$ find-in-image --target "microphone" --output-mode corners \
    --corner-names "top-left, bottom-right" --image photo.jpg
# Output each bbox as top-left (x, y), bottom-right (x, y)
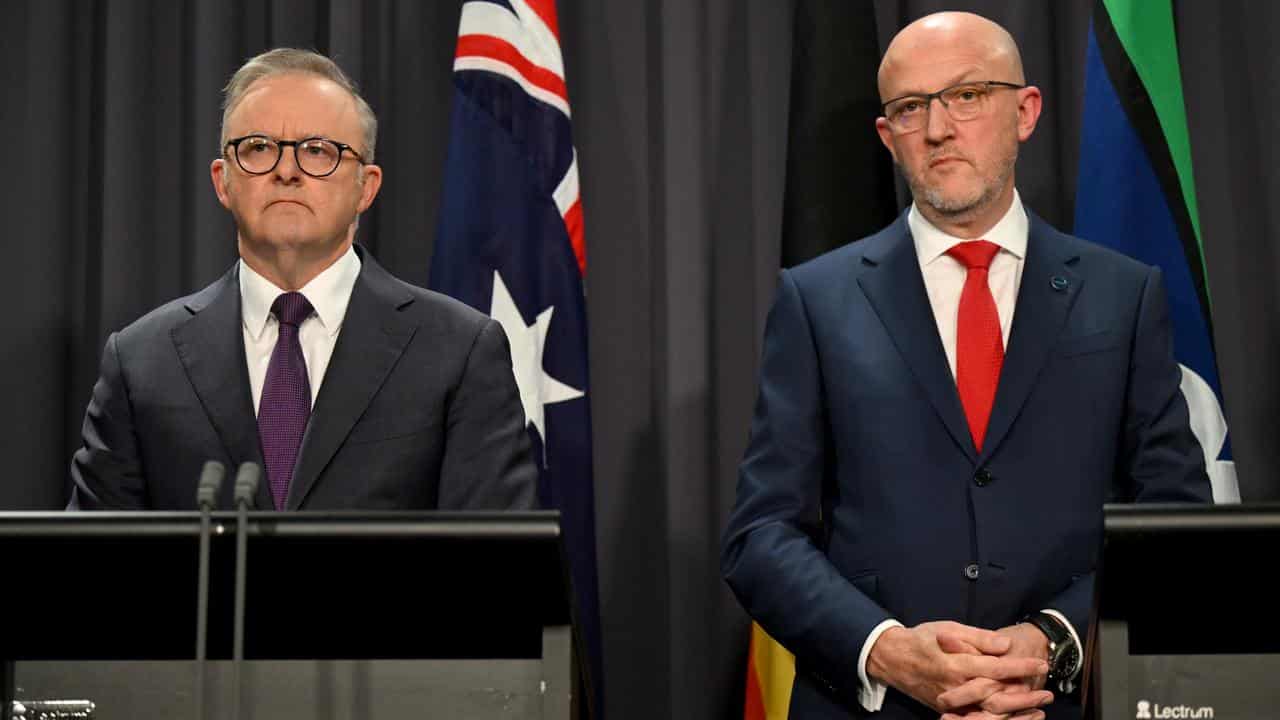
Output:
top-left (231, 462), bottom-right (260, 720)
top-left (194, 461), bottom-right (225, 720)
top-left (196, 461), bottom-right (225, 512)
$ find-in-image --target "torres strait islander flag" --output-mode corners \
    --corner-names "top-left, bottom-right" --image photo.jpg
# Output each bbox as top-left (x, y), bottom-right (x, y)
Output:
top-left (429, 0), bottom-right (602, 715)
top-left (1075, 0), bottom-right (1239, 503)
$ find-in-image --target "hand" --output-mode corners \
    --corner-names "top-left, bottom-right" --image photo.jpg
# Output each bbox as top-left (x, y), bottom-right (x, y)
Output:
top-left (996, 623), bottom-right (1050, 687)
top-left (936, 681), bottom-right (1051, 720)
top-left (866, 621), bottom-right (1049, 713)
top-left (935, 623), bottom-right (1053, 717)
top-left (940, 708), bottom-right (1048, 720)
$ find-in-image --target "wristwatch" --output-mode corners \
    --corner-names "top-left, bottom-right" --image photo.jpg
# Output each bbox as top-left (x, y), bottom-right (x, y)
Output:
top-left (1023, 611), bottom-right (1080, 692)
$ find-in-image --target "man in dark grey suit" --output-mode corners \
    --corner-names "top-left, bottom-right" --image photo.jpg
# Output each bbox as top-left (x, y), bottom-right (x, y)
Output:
top-left (70, 48), bottom-right (537, 511)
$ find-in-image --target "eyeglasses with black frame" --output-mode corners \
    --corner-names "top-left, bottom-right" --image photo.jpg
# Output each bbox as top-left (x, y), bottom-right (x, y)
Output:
top-left (223, 134), bottom-right (367, 178)
top-left (881, 81), bottom-right (1026, 134)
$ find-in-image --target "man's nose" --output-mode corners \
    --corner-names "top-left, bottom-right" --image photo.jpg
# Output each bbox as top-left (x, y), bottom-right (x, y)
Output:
top-left (273, 145), bottom-right (304, 180)
top-left (924, 96), bottom-right (954, 143)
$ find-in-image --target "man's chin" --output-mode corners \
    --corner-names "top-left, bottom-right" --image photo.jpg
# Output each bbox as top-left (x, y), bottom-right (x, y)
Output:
top-left (921, 188), bottom-right (985, 217)
top-left (906, 172), bottom-right (981, 214)
top-left (241, 232), bottom-right (323, 255)
top-left (256, 220), bottom-right (321, 245)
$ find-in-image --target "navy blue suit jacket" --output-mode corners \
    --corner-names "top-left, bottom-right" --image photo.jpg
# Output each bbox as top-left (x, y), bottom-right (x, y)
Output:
top-left (721, 213), bottom-right (1211, 719)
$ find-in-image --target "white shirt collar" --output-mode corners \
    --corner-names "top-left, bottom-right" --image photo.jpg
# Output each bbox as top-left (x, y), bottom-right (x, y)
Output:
top-left (909, 190), bottom-right (1029, 267)
top-left (239, 245), bottom-right (362, 341)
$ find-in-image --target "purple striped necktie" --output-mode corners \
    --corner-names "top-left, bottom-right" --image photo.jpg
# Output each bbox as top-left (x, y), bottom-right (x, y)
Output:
top-left (258, 292), bottom-right (314, 510)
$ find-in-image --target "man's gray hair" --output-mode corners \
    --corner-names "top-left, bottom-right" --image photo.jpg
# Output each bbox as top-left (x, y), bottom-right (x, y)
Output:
top-left (220, 48), bottom-right (377, 162)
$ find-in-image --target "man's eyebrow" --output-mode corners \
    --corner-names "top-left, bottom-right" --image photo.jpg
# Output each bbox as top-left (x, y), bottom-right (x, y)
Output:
top-left (238, 131), bottom-right (330, 139)
top-left (889, 71), bottom-right (985, 98)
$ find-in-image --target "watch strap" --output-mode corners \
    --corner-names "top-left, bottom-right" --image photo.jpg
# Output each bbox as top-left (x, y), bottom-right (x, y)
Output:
top-left (1023, 611), bottom-right (1080, 691)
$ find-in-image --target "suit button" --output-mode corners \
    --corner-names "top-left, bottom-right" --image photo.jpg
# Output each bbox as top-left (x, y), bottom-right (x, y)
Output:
top-left (964, 563), bottom-right (980, 580)
top-left (974, 468), bottom-right (993, 487)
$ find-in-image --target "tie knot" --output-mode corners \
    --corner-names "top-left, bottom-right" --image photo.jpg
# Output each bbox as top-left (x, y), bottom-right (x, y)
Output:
top-left (947, 240), bottom-right (1001, 270)
top-left (271, 292), bottom-right (314, 328)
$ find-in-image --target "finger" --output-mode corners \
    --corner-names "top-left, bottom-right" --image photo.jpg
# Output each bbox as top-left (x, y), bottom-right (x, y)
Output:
top-left (960, 707), bottom-right (1047, 720)
top-left (938, 625), bottom-right (1012, 656)
top-left (940, 710), bottom-right (1006, 720)
top-left (937, 631), bottom-right (984, 656)
top-left (957, 654), bottom-right (1048, 681)
top-left (936, 677), bottom-right (1005, 710)
top-left (980, 689), bottom-right (1053, 715)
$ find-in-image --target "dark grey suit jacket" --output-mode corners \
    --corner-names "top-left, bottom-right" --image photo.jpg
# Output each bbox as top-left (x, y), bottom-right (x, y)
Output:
top-left (70, 245), bottom-right (538, 511)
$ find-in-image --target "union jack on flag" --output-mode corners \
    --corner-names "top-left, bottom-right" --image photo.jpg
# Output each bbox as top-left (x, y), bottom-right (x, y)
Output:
top-left (429, 0), bottom-right (601, 715)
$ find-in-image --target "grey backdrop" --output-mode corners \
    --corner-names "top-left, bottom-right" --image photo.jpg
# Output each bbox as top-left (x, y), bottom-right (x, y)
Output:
top-left (2, 1), bottom-right (1277, 718)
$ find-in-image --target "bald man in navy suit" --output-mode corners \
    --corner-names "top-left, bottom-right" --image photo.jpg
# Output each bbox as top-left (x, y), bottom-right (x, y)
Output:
top-left (721, 13), bottom-right (1210, 720)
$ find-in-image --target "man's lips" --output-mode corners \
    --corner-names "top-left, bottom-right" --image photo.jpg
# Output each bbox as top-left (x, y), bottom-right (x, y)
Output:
top-left (929, 156), bottom-right (965, 168)
top-left (266, 199), bottom-right (309, 210)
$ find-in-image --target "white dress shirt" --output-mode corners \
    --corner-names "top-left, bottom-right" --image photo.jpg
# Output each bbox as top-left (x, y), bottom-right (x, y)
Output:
top-left (914, 192), bottom-right (1027, 377)
top-left (855, 193), bottom-right (1082, 710)
top-left (239, 246), bottom-right (361, 415)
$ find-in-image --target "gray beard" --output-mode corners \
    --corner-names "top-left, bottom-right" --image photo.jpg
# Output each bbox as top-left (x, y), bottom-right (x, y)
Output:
top-left (905, 145), bottom-right (1018, 222)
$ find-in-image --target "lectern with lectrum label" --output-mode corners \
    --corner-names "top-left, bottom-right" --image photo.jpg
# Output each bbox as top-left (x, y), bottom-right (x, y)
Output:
top-left (1091, 503), bottom-right (1280, 719)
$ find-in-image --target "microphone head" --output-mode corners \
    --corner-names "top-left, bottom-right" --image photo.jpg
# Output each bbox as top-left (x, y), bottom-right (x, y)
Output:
top-left (196, 460), bottom-right (226, 510)
top-left (233, 462), bottom-right (262, 507)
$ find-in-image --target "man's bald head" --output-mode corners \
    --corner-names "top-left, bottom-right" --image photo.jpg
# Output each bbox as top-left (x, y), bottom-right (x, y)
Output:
top-left (878, 12), bottom-right (1025, 99)
top-left (871, 11), bottom-right (1042, 237)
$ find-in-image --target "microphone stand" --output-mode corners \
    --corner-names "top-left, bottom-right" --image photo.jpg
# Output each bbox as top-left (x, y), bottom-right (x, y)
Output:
top-left (231, 462), bottom-right (260, 720)
top-left (194, 461), bottom-right (225, 720)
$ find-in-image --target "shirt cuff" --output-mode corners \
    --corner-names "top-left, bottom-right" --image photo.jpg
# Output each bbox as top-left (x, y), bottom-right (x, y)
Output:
top-left (857, 619), bottom-right (905, 711)
top-left (1041, 608), bottom-right (1083, 692)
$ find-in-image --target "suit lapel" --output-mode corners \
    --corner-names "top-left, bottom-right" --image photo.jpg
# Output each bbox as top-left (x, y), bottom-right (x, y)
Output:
top-left (170, 265), bottom-right (271, 508)
top-left (857, 219), bottom-right (976, 461)
top-left (979, 215), bottom-right (1082, 462)
top-left (285, 250), bottom-right (418, 510)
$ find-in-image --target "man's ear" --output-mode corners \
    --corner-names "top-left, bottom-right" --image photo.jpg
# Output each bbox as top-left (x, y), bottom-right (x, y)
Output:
top-left (1015, 85), bottom-right (1043, 142)
top-left (210, 158), bottom-right (232, 209)
top-left (356, 164), bottom-right (383, 213)
top-left (875, 117), bottom-right (899, 164)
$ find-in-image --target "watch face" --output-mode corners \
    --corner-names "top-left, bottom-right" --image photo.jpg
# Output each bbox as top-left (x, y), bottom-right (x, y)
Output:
top-left (1050, 644), bottom-right (1080, 681)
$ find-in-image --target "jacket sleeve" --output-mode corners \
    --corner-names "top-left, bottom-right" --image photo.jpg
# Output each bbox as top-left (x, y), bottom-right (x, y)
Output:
top-left (69, 332), bottom-right (148, 510)
top-left (721, 269), bottom-right (892, 697)
top-left (437, 318), bottom-right (539, 510)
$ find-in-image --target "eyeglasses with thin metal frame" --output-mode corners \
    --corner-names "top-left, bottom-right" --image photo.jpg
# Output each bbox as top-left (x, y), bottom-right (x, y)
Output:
top-left (881, 81), bottom-right (1026, 133)
top-left (223, 134), bottom-right (367, 178)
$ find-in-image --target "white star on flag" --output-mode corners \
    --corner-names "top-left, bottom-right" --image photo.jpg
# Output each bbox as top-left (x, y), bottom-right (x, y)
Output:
top-left (488, 270), bottom-right (584, 445)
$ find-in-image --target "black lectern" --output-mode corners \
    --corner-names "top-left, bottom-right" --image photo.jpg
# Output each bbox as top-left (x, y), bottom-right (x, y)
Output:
top-left (1092, 503), bottom-right (1280, 719)
top-left (0, 511), bottom-right (578, 719)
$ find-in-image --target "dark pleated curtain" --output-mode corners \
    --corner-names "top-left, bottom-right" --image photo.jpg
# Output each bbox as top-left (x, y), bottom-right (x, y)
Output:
top-left (2, 1), bottom-right (1279, 719)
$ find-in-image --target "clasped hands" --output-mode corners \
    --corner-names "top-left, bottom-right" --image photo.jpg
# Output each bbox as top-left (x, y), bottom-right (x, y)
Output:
top-left (867, 620), bottom-right (1054, 720)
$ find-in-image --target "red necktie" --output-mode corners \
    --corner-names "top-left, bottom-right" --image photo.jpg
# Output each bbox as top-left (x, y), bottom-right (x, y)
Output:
top-left (947, 240), bottom-right (1003, 452)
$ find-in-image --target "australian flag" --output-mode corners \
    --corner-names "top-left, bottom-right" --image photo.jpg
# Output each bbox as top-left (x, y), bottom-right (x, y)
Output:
top-left (429, 0), bottom-right (602, 714)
